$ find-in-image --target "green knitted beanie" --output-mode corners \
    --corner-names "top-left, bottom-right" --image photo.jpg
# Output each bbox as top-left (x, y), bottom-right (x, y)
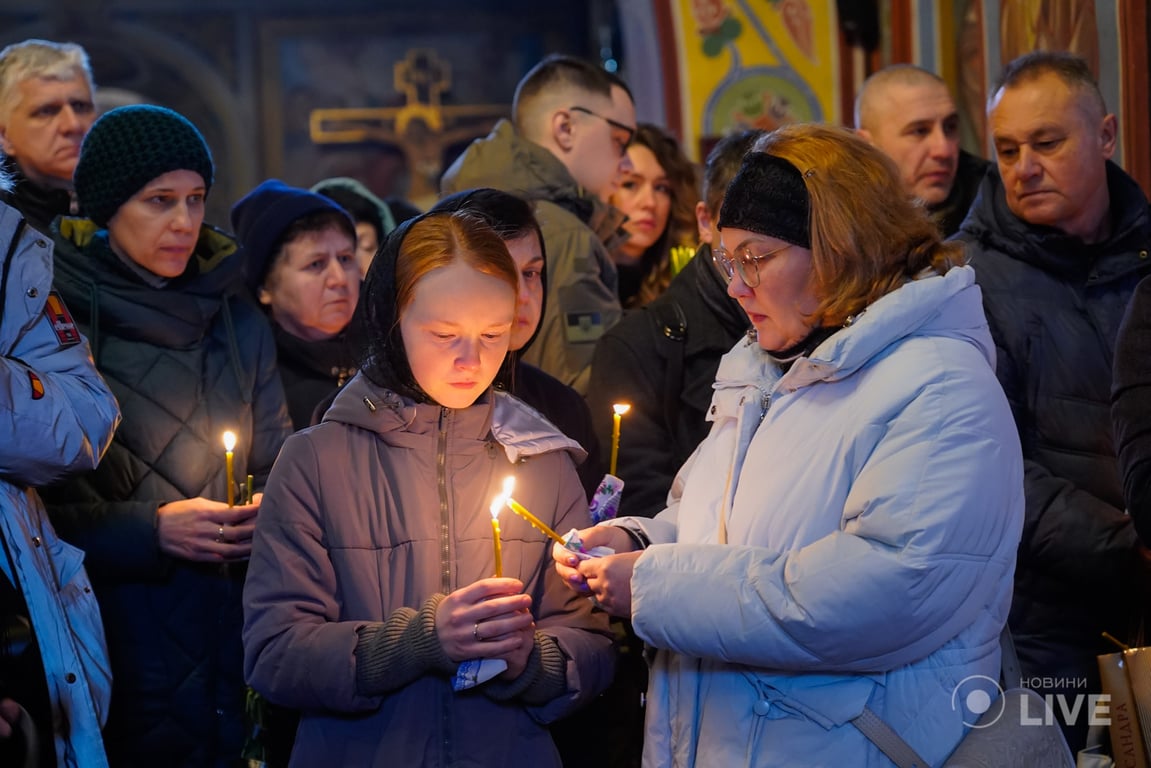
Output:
top-left (74, 104), bottom-right (215, 227)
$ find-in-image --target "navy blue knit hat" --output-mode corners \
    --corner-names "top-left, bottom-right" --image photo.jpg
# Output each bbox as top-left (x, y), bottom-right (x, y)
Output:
top-left (718, 151), bottom-right (811, 248)
top-left (230, 179), bottom-right (355, 292)
top-left (74, 104), bottom-right (214, 227)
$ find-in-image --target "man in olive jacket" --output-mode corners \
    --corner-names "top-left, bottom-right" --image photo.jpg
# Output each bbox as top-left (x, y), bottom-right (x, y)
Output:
top-left (442, 54), bottom-right (635, 394)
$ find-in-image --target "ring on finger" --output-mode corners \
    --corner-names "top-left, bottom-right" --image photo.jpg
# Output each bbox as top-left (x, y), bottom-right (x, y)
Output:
top-left (216, 525), bottom-right (225, 543)
top-left (473, 622), bottom-right (483, 642)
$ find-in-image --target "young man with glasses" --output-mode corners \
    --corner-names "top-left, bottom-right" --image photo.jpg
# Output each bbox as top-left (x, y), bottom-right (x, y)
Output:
top-left (442, 54), bottom-right (636, 394)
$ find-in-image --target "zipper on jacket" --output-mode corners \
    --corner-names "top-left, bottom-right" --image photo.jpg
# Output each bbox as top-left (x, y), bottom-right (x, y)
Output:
top-left (759, 389), bottom-right (772, 423)
top-left (437, 407), bottom-right (452, 595)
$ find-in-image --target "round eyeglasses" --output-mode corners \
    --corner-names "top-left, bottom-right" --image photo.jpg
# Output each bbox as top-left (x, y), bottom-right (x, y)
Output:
top-left (711, 242), bottom-right (793, 288)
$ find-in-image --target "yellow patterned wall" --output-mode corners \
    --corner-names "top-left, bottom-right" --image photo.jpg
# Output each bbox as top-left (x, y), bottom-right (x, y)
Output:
top-left (671, 0), bottom-right (841, 160)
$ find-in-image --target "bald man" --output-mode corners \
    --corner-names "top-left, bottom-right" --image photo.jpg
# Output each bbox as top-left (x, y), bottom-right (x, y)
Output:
top-left (855, 64), bottom-right (989, 236)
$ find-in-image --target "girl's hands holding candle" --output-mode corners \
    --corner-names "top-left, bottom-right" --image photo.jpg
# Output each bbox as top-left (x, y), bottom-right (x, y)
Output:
top-left (157, 496), bottom-right (261, 562)
top-left (435, 578), bottom-right (534, 664)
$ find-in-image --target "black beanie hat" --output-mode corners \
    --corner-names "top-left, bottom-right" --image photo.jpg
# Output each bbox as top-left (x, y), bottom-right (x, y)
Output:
top-left (230, 179), bottom-right (355, 292)
top-left (718, 151), bottom-right (811, 249)
top-left (74, 104), bottom-right (214, 227)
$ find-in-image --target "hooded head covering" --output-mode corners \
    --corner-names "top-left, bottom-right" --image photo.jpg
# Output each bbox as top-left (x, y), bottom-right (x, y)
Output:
top-left (360, 206), bottom-right (519, 404)
top-left (359, 214), bottom-right (428, 402)
top-left (429, 189), bottom-right (546, 390)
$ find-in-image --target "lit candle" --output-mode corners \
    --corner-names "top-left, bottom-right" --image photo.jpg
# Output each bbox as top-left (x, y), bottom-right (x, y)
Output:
top-left (609, 403), bottom-right (630, 476)
top-left (488, 489), bottom-right (505, 578)
top-left (223, 431), bottom-right (236, 507)
top-left (499, 476), bottom-right (567, 546)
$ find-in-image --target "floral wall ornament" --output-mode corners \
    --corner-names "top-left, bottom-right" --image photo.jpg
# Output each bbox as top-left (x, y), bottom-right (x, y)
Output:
top-left (773, 0), bottom-right (816, 61)
top-left (693, 0), bottom-right (743, 56)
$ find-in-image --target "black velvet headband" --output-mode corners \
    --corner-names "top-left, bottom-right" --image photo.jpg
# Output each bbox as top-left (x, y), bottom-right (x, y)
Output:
top-left (717, 151), bottom-right (811, 249)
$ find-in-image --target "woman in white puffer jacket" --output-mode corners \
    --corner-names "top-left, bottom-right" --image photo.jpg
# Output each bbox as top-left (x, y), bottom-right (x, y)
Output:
top-left (556, 123), bottom-right (1026, 768)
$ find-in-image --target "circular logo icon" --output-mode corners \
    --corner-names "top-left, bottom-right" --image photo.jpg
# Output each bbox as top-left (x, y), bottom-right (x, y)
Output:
top-left (951, 675), bottom-right (1005, 728)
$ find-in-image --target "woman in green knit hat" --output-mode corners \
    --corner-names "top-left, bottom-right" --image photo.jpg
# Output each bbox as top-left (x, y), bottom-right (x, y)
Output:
top-left (41, 104), bottom-right (293, 767)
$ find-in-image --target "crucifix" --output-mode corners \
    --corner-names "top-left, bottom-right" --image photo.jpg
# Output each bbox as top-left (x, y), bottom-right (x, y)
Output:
top-left (309, 48), bottom-right (507, 203)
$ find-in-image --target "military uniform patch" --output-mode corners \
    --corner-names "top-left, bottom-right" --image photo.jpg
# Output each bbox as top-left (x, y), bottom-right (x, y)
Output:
top-left (564, 311), bottom-right (606, 344)
top-left (28, 370), bottom-right (44, 400)
top-left (43, 290), bottom-right (81, 347)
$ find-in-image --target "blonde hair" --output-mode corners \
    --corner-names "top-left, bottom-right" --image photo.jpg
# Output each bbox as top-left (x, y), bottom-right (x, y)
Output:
top-left (754, 123), bottom-right (965, 326)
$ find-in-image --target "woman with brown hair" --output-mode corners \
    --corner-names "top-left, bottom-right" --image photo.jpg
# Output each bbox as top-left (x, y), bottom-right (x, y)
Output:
top-left (556, 123), bottom-right (1026, 767)
top-left (609, 123), bottom-right (698, 307)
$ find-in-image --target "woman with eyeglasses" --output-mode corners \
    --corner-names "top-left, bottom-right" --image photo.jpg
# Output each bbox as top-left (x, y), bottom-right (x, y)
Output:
top-left (554, 123), bottom-right (1026, 767)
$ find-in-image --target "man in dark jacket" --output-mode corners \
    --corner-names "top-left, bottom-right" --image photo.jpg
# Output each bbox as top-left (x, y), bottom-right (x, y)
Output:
top-left (855, 64), bottom-right (989, 236)
top-left (585, 130), bottom-right (760, 519)
top-left (441, 54), bottom-right (636, 394)
top-left (1113, 275), bottom-right (1151, 542)
top-left (955, 51), bottom-right (1151, 753)
top-left (0, 40), bottom-right (95, 234)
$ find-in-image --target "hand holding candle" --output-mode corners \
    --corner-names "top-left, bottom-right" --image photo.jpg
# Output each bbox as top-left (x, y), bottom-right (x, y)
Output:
top-left (609, 403), bottom-right (630, 476)
top-left (222, 431), bottom-right (236, 507)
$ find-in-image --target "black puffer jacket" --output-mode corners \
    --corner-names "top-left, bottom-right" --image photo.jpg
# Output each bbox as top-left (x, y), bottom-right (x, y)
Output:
top-left (956, 162), bottom-right (1151, 719)
top-left (42, 217), bottom-right (292, 767)
top-left (585, 246), bottom-right (749, 518)
top-left (1113, 274), bottom-right (1151, 541)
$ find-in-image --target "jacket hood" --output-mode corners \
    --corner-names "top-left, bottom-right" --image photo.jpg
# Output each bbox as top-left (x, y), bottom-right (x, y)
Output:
top-left (440, 119), bottom-right (627, 236)
top-left (958, 161), bottom-right (1151, 283)
top-left (441, 119), bottom-right (583, 204)
top-left (52, 216), bottom-right (245, 348)
top-left (323, 372), bottom-right (585, 464)
top-left (428, 187), bottom-right (550, 381)
top-left (718, 265), bottom-right (992, 393)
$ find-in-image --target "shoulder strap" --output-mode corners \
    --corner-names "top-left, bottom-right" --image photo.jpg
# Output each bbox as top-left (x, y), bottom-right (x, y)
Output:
top-left (999, 623), bottom-right (1021, 690)
top-left (852, 624), bottom-right (1017, 768)
top-left (651, 299), bottom-right (687, 441)
top-left (851, 707), bottom-right (930, 768)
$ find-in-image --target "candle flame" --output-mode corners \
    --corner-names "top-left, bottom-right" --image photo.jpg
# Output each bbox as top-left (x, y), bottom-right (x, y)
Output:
top-left (222, 431), bottom-right (236, 452)
top-left (613, 403), bottom-right (631, 416)
top-left (490, 476), bottom-right (516, 520)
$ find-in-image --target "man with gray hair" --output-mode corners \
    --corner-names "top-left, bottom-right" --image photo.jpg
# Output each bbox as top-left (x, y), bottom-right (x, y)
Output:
top-left (957, 50), bottom-right (1151, 753)
top-left (0, 39), bottom-right (96, 233)
top-left (855, 64), bottom-right (988, 236)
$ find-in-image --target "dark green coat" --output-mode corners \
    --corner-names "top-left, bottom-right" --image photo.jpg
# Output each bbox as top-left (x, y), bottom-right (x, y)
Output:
top-left (43, 217), bottom-right (292, 767)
